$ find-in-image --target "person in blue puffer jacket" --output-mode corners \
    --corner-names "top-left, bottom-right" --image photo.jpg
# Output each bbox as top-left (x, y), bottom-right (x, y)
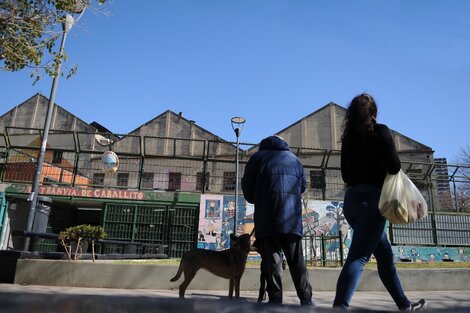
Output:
top-left (242, 135), bottom-right (314, 306)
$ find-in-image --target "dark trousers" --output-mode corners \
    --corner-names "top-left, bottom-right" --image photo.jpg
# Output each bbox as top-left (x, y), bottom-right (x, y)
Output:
top-left (257, 258), bottom-right (266, 302)
top-left (259, 234), bottom-right (312, 304)
top-left (333, 184), bottom-right (410, 310)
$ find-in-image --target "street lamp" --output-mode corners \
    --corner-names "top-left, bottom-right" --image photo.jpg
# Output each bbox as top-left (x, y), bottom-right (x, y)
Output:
top-left (23, 4), bottom-right (86, 251)
top-left (231, 116), bottom-right (246, 235)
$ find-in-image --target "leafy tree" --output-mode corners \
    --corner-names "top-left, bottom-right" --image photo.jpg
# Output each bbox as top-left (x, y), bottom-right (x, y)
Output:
top-left (0, 0), bottom-right (106, 83)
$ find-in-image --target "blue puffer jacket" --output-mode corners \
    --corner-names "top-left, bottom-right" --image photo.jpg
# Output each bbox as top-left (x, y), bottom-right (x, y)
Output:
top-left (242, 136), bottom-right (306, 238)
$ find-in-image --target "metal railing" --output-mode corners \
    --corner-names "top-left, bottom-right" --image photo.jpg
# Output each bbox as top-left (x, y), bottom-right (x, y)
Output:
top-left (389, 212), bottom-right (470, 247)
top-left (302, 231), bottom-right (344, 267)
top-left (3, 127), bottom-right (468, 207)
top-left (2, 127), bottom-right (470, 250)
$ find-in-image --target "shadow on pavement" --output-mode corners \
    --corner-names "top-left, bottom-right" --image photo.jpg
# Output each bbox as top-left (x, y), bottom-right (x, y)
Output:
top-left (1, 293), bottom-right (470, 313)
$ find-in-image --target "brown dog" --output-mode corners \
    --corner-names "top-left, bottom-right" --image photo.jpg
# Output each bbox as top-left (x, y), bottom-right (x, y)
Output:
top-left (170, 233), bottom-right (251, 299)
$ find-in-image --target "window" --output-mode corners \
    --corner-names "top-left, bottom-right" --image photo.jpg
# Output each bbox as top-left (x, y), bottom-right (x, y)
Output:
top-left (406, 168), bottom-right (422, 176)
top-left (141, 172), bottom-right (154, 189)
top-left (117, 173), bottom-right (129, 187)
top-left (168, 172), bottom-right (181, 190)
top-left (93, 173), bottom-right (105, 186)
top-left (43, 176), bottom-right (58, 185)
top-left (223, 171), bottom-right (236, 191)
top-left (310, 170), bottom-right (325, 189)
top-left (196, 172), bottom-right (210, 191)
top-left (52, 151), bottom-right (63, 164)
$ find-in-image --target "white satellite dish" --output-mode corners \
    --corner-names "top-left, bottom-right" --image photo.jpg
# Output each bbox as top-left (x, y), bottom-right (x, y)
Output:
top-left (95, 134), bottom-right (113, 146)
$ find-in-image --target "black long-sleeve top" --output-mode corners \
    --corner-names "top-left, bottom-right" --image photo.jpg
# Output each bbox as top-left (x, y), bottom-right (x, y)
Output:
top-left (341, 123), bottom-right (401, 188)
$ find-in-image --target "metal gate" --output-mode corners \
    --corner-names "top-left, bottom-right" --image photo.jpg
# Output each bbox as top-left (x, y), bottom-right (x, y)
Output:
top-left (102, 202), bottom-right (199, 257)
top-left (302, 232), bottom-right (344, 267)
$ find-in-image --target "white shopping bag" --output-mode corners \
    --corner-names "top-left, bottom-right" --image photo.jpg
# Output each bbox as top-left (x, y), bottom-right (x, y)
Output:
top-left (378, 169), bottom-right (428, 224)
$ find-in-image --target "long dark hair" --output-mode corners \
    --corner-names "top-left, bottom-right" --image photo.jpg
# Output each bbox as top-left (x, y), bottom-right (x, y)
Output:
top-left (342, 93), bottom-right (378, 140)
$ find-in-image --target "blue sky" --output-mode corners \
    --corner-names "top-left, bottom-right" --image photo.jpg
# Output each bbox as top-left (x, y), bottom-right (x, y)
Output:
top-left (1, 1), bottom-right (469, 162)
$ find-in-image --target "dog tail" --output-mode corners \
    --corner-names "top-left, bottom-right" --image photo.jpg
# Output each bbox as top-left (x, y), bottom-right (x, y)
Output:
top-left (170, 258), bottom-right (183, 282)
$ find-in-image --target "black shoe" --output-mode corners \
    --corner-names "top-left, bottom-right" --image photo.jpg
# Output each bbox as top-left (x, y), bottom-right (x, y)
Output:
top-left (404, 299), bottom-right (427, 311)
top-left (301, 299), bottom-right (315, 307)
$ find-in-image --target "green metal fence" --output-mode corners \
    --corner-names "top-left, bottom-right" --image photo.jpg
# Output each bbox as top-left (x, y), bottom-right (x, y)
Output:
top-left (302, 232), bottom-right (344, 267)
top-left (390, 212), bottom-right (470, 247)
top-left (102, 203), bottom-right (199, 257)
top-left (2, 127), bottom-right (470, 250)
top-left (33, 226), bottom-right (59, 252)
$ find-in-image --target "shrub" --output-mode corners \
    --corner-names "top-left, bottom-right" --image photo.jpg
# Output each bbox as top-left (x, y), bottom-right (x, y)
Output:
top-left (58, 225), bottom-right (107, 262)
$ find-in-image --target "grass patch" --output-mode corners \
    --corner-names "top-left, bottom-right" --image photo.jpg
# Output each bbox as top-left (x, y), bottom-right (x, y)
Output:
top-left (367, 261), bottom-right (470, 269)
top-left (112, 259), bottom-right (264, 266)
top-left (112, 259), bottom-right (180, 265)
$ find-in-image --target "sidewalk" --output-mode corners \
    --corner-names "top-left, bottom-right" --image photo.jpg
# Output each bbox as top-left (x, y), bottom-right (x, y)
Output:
top-left (1, 283), bottom-right (470, 312)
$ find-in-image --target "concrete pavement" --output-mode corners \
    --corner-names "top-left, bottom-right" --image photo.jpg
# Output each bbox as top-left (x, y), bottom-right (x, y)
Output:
top-left (1, 283), bottom-right (470, 312)
top-left (3, 259), bottom-right (470, 312)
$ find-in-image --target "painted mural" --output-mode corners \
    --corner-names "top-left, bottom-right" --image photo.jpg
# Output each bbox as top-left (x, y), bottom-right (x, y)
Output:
top-left (392, 246), bottom-right (470, 263)
top-left (197, 196), bottom-right (349, 258)
top-left (301, 200), bottom-right (350, 262)
top-left (198, 194), bottom-right (250, 250)
top-left (197, 195), bottom-right (224, 250)
top-left (197, 195), bottom-right (469, 263)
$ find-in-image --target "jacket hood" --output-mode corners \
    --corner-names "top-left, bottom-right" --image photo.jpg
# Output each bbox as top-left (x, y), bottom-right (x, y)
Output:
top-left (259, 135), bottom-right (290, 151)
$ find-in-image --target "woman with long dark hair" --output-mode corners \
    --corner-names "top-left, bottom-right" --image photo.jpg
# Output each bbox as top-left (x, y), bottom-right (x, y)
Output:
top-left (333, 93), bottom-right (426, 311)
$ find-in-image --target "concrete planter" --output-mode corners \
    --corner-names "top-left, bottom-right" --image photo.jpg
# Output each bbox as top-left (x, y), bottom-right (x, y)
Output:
top-left (9, 259), bottom-right (470, 292)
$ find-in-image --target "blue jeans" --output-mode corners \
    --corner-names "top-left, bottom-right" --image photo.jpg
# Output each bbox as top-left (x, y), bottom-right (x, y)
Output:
top-left (333, 184), bottom-right (410, 310)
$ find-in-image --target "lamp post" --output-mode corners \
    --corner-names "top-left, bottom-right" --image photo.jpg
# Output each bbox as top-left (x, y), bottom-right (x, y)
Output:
top-left (231, 116), bottom-right (246, 235)
top-left (23, 4), bottom-right (85, 251)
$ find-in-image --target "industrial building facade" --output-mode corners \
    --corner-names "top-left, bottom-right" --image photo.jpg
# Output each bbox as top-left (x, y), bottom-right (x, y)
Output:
top-left (1, 93), bottom-right (468, 259)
